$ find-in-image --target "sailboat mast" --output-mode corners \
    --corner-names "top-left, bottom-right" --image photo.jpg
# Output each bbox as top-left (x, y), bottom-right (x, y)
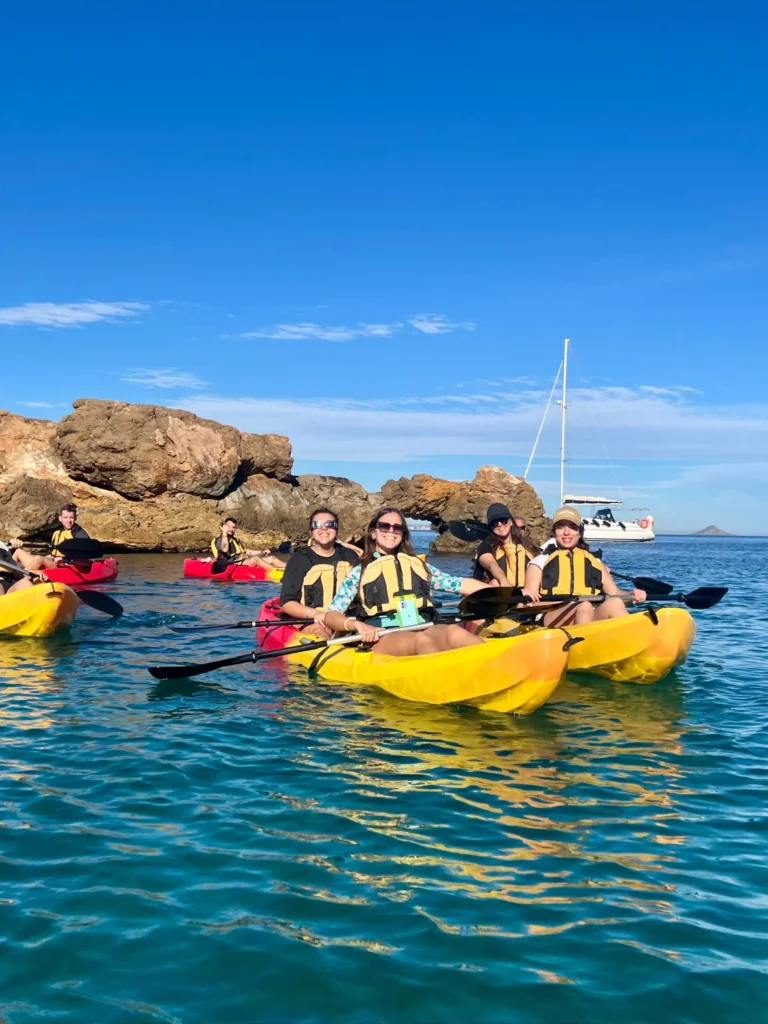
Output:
top-left (560, 337), bottom-right (569, 505)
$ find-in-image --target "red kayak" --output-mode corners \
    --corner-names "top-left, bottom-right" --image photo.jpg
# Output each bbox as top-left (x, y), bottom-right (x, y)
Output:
top-left (44, 558), bottom-right (119, 586)
top-left (183, 559), bottom-right (283, 583)
top-left (256, 597), bottom-right (301, 650)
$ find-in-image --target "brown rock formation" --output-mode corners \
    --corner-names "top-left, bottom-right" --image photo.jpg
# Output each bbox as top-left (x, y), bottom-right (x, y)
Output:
top-left (54, 399), bottom-right (292, 499)
top-left (382, 464), bottom-right (549, 550)
top-left (0, 401), bottom-right (548, 554)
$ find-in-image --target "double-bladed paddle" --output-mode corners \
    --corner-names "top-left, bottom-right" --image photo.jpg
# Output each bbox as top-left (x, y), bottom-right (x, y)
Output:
top-left (458, 585), bottom-right (727, 620)
top-left (448, 519), bottom-right (670, 595)
top-left (148, 622), bottom-right (432, 680)
top-left (0, 554), bottom-right (123, 618)
top-left (57, 538), bottom-right (107, 561)
top-left (169, 615), bottom-right (308, 633)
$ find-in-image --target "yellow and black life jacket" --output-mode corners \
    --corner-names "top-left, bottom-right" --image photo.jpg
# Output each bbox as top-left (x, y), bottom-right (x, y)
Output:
top-left (50, 524), bottom-right (88, 560)
top-left (211, 535), bottom-right (246, 562)
top-left (539, 547), bottom-right (605, 597)
top-left (357, 553), bottom-right (433, 620)
top-left (300, 558), bottom-right (353, 611)
top-left (493, 542), bottom-right (530, 586)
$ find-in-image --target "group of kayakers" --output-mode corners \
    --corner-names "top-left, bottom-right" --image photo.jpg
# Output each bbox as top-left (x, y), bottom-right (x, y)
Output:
top-left (2, 500), bottom-right (645, 657)
top-left (267, 501), bottom-right (646, 657)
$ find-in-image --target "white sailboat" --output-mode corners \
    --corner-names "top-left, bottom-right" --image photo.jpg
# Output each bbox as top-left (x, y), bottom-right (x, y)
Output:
top-left (525, 337), bottom-right (656, 543)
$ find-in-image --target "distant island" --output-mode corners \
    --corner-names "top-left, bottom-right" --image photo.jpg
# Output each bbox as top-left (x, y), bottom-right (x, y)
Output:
top-left (693, 525), bottom-right (732, 536)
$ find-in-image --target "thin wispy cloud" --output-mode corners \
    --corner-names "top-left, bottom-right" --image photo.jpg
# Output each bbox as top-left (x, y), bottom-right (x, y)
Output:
top-left (175, 384), bottom-right (768, 465)
top-left (120, 368), bottom-right (209, 390)
top-left (0, 301), bottom-right (149, 328)
top-left (408, 314), bottom-right (476, 335)
top-left (239, 322), bottom-right (402, 342)
top-left (236, 313), bottom-right (474, 342)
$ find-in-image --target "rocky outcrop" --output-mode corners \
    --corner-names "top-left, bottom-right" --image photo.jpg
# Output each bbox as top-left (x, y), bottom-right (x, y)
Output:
top-left (383, 464), bottom-right (549, 549)
top-left (0, 401), bottom-right (547, 553)
top-left (53, 399), bottom-right (292, 499)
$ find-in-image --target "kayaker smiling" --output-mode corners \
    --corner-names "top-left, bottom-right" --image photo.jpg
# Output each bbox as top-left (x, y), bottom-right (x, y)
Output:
top-left (473, 503), bottom-right (539, 587)
top-left (279, 508), bottom-right (361, 636)
top-left (13, 503), bottom-right (89, 572)
top-left (322, 508), bottom-right (489, 656)
top-left (211, 517), bottom-right (284, 571)
top-left (523, 506), bottom-right (646, 626)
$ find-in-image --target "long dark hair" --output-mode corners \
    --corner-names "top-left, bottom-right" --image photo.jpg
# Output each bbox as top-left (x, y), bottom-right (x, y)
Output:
top-left (359, 508), bottom-right (419, 571)
top-left (492, 518), bottom-right (539, 558)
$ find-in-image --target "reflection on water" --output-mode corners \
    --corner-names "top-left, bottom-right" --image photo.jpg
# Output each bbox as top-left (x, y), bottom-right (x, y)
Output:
top-left (0, 545), bottom-right (766, 1023)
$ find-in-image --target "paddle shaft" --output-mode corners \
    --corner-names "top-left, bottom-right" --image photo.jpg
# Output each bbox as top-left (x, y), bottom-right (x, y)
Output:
top-left (148, 622), bottom-right (433, 680)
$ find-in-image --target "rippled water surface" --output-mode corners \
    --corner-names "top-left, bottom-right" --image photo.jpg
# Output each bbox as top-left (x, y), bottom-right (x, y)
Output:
top-left (0, 536), bottom-right (766, 1023)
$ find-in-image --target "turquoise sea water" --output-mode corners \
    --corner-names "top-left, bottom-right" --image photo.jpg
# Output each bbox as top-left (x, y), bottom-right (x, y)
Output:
top-left (0, 536), bottom-right (766, 1023)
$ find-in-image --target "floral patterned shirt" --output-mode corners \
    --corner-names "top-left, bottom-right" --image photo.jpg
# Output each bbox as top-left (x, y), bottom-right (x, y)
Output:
top-left (327, 559), bottom-right (464, 616)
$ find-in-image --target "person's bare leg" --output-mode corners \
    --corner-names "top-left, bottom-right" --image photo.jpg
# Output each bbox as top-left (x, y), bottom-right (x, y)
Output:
top-left (6, 578), bottom-right (33, 594)
top-left (593, 596), bottom-right (628, 621)
top-left (573, 601), bottom-right (596, 624)
top-left (13, 550), bottom-right (52, 572)
top-left (242, 554), bottom-right (284, 570)
top-left (542, 604), bottom-right (578, 627)
top-left (372, 624), bottom-right (483, 657)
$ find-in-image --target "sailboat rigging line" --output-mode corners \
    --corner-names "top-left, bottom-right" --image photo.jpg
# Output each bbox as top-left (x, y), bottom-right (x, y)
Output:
top-left (571, 345), bottom-right (624, 503)
top-left (523, 359), bottom-right (563, 480)
top-left (560, 337), bottom-right (570, 505)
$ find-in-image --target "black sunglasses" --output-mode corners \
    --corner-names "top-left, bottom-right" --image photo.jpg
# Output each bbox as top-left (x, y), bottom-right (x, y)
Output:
top-left (491, 517), bottom-right (512, 527)
top-left (375, 521), bottom-right (404, 534)
top-left (311, 520), bottom-right (338, 530)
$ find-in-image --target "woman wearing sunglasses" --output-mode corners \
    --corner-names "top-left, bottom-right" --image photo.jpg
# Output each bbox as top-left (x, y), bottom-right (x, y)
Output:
top-left (280, 508), bottom-right (361, 634)
top-left (322, 508), bottom-right (488, 655)
top-left (523, 506), bottom-right (645, 626)
top-left (473, 503), bottom-right (539, 587)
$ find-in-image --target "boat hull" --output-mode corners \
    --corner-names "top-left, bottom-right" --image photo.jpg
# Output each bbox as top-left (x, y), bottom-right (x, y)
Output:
top-left (486, 608), bottom-right (694, 684)
top-left (183, 559), bottom-right (283, 583)
top-left (256, 599), bottom-right (567, 714)
top-left (44, 558), bottom-right (119, 586)
top-left (582, 522), bottom-right (655, 543)
top-left (0, 583), bottom-right (79, 637)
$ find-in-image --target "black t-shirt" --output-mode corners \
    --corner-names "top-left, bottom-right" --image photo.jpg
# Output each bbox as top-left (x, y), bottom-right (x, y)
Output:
top-left (473, 539), bottom-right (497, 580)
top-left (280, 545), bottom-right (360, 605)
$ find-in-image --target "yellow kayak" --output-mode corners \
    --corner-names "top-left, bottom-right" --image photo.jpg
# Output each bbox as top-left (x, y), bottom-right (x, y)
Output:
top-left (283, 628), bottom-right (569, 715)
top-left (0, 583), bottom-right (79, 637)
top-left (485, 607), bottom-right (696, 684)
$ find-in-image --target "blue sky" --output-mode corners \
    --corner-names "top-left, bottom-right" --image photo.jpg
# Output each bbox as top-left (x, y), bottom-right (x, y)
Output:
top-left (2, 2), bottom-right (766, 532)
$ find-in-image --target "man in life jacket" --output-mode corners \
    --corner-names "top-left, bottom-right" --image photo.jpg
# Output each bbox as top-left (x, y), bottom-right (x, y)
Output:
top-left (211, 517), bottom-right (285, 570)
top-left (523, 506), bottom-right (645, 625)
top-left (279, 508), bottom-right (360, 636)
top-left (12, 504), bottom-right (90, 572)
top-left (473, 502), bottom-right (539, 586)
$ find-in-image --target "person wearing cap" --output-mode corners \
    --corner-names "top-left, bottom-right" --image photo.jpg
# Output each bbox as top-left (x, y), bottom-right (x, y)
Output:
top-left (523, 506), bottom-right (646, 625)
top-left (473, 503), bottom-right (539, 587)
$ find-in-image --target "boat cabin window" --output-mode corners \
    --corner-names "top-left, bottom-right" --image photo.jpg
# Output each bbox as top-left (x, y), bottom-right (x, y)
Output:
top-left (594, 508), bottom-right (616, 523)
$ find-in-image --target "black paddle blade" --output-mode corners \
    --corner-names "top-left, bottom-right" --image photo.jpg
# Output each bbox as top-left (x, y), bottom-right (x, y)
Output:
top-left (448, 520), bottom-right (491, 543)
top-left (276, 541), bottom-right (292, 554)
top-left (458, 586), bottom-right (527, 618)
top-left (149, 650), bottom-right (256, 680)
top-left (76, 590), bottom-right (124, 618)
top-left (148, 635), bottom-right (334, 680)
top-left (634, 576), bottom-right (674, 596)
top-left (682, 586), bottom-right (728, 610)
top-left (58, 538), bottom-right (105, 559)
